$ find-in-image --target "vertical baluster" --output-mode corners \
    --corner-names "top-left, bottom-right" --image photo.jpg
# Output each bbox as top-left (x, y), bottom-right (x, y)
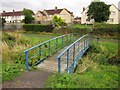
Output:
top-left (38, 45), bottom-right (41, 61)
top-left (58, 57), bottom-right (61, 74)
top-left (73, 44), bottom-right (75, 61)
top-left (48, 41), bottom-right (50, 56)
top-left (67, 49), bottom-right (69, 73)
top-left (25, 51), bottom-right (29, 71)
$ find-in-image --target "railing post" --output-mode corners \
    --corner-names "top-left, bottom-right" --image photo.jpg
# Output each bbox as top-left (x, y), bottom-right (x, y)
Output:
top-left (67, 49), bottom-right (69, 73)
top-left (48, 41), bottom-right (50, 56)
top-left (73, 44), bottom-right (75, 61)
top-left (38, 45), bottom-right (41, 61)
top-left (58, 57), bottom-right (61, 74)
top-left (25, 51), bottom-right (29, 71)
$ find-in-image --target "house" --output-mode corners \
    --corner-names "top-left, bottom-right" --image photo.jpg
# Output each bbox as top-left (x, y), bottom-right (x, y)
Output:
top-left (0, 10), bottom-right (35, 23)
top-left (74, 17), bottom-right (81, 24)
top-left (81, 4), bottom-right (120, 24)
top-left (35, 7), bottom-right (74, 24)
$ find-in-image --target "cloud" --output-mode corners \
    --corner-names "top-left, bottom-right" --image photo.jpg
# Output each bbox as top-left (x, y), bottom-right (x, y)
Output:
top-left (1, 0), bottom-right (119, 17)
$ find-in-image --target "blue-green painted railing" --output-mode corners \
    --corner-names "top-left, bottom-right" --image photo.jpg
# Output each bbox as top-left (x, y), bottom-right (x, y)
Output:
top-left (24, 34), bottom-right (77, 70)
top-left (57, 34), bottom-right (91, 74)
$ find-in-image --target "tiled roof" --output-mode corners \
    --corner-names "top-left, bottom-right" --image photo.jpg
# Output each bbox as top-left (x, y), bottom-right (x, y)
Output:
top-left (44, 9), bottom-right (63, 15)
top-left (44, 8), bottom-right (73, 15)
top-left (1, 11), bottom-right (23, 16)
top-left (1, 10), bottom-right (35, 16)
top-left (39, 11), bottom-right (46, 16)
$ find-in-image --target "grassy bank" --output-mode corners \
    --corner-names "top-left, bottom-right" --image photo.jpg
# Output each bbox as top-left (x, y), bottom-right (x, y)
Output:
top-left (45, 40), bottom-right (119, 88)
top-left (2, 31), bottom-right (60, 82)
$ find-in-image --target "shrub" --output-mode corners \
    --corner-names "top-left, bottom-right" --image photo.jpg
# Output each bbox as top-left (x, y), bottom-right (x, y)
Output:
top-left (53, 26), bottom-right (72, 34)
top-left (23, 24), bottom-right (53, 32)
top-left (93, 23), bottom-right (119, 36)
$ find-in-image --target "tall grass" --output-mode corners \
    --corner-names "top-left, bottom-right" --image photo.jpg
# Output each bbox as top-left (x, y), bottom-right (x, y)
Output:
top-left (2, 32), bottom-right (59, 82)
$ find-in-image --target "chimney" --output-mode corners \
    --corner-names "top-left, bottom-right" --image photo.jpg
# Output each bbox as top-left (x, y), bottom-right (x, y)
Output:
top-left (3, 10), bottom-right (5, 13)
top-left (83, 7), bottom-right (85, 12)
top-left (55, 6), bottom-right (57, 10)
top-left (13, 10), bottom-right (15, 12)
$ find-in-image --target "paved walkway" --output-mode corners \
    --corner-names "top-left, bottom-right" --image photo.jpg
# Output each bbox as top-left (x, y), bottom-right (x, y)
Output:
top-left (2, 70), bottom-right (52, 88)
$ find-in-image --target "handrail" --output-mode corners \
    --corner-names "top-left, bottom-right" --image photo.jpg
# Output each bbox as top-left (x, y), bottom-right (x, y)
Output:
top-left (24, 34), bottom-right (78, 70)
top-left (57, 34), bottom-right (91, 74)
top-left (24, 34), bottom-right (69, 53)
top-left (57, 34), bottom-right (88, 58)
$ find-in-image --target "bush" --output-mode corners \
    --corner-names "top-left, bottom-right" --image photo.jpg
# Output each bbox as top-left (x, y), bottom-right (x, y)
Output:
top-left (93, 23), bottom-right (119, 36)
top-left (53, 26), bottom-right (72, 34)
top-left (23, 24), bottom-right (53, 32)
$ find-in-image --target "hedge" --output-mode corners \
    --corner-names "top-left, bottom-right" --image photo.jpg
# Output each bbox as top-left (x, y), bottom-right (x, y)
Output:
top-left (23, 24), bottom-right (53, 32)
top-left (93, 24), bottom-right (119, 36)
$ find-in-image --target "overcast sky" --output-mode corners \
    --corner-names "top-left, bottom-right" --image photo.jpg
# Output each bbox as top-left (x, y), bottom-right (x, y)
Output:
top-left (1, 0), bottom-right (120, 17)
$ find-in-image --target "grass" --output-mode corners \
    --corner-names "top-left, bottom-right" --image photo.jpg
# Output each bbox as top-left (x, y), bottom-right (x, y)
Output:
top-left (45, 40), bottom-right (119, 88)
top-left (2, 31), bottom-right (61, 82)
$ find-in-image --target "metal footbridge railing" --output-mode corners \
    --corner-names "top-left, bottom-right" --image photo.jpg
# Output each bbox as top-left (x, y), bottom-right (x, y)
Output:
top-left (57, 34), bottom-right (91, 74)
top-left (24, 34), bottom-right (78, 70)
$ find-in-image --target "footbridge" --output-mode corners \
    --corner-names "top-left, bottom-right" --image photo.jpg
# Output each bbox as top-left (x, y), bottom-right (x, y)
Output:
top-left (24, 34), bottom-right (91, 74)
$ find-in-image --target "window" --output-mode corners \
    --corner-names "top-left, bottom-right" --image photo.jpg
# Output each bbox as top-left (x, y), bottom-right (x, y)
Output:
top-left (108, 18), bottom-right (114, 22)
top-left (111, 11), bottom-right (116, 15)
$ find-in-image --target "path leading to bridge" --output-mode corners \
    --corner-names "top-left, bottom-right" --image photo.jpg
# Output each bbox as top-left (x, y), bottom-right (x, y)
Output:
top-left (2, 70), bottom-right (52, 88)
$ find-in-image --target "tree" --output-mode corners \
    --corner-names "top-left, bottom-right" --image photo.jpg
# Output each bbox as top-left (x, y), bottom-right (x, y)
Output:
top-left (52, 16), bottom-right (67, 27)
top-left (87, 2), bottom-right (110, 22)
top-left (0, 18), bottom-right (6, 26)
top-left (22, 8), bottom-right (35, 24)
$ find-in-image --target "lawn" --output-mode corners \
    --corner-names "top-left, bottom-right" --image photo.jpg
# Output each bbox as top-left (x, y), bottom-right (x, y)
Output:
top-left (45, 40), bottom-right (119, 88)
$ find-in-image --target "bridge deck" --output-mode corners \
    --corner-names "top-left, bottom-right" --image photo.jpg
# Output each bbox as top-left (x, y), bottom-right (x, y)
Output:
top-left (37, 46), bottom-right (67, 73)
top-left (37, 42), bottom-right (84, 73)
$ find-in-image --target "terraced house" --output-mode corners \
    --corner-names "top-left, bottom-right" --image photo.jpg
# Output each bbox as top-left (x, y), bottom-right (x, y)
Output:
top-left (35, 7), bottom-right (74, 24)
top-left (0, 10), bottom-right (35, 23)
top-left (81, 4), bottom-right (120, 24)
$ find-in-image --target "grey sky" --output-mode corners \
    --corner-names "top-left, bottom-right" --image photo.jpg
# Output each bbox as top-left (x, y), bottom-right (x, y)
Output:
top-left (1, 0), bottom-right (119, 17)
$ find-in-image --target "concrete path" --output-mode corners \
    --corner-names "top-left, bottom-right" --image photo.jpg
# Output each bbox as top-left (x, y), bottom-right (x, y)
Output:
top-left (2, 70), bottom-right (52, 88)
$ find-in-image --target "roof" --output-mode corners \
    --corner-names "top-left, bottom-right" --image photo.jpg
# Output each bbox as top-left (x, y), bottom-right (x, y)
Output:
top-left (109, 4), bottom-right (120, 12)
top-left (44, 8), bottom-right (73, 15)
top-left (74, 17), bottom-right (81, 20)
top-left (1, 11), bottom-right (24, 16)
top-left (1, 10), bottom-right (35, 16)
top-left (39, 11), bottom-right (46, 16)
top-left (44, 9), bottom-right (63, 15)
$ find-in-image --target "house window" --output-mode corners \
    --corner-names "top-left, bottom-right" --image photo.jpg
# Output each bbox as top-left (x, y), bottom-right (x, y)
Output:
top-left (111, 11), bottom-right (116, 15)
top-left (108, 18), bottom-right (114, 22)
